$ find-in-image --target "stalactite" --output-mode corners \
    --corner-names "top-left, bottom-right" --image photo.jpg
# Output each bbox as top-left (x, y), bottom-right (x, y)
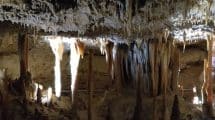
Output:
top-left (149, 41), bottom-right (156, 96)
top-left (125, 48), bottom-right (134, 87)
top-left (112, 43), bottom-right (120, 91)
top-left (155, 42), bottom-right (161, 95)
top-left (109, 37), bottom-right (175, 104)
top-left (49, 37), bottom-right (64, 98)
top-left (110, 42), bottom-right (133, 91)
top-left (183, 31), bottom-right (186, 53)
top-left (164, 29), bottom-right (170, 43)
top-left (70, 39), bottom-right (85, 101)
top-left (113, 43), bottom-right (128, 91)
top-left (98, 39), bottom-right (114, 76)
top-left (161, 43), bottom-right (170, 120)
top-left (76, 39), bottom-right (85, 58)
top-left (108, 38), bottom-right (175, 119)
top-left (170, 46), bottom-right (180, 93)
top-left (104, 41), bottom-right (114, 77)
top-left (99, 38), bottom-right (107, 55)
top-left (100, 40), bottom-right (115, 86)
top-left (140, 40), bottom-right (150, 94)
top-left (130, 41), bottom-right (141, 88)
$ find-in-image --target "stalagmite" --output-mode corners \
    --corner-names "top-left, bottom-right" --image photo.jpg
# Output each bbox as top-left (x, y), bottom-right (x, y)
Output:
top-left (70, 39), bottom-right (85, 101)
top-left (171, 95), bottom-right (180, 120)
top-left (105, 41), bottom-right (114, 76)
top-left (49, 37), bottom-right (64, 98)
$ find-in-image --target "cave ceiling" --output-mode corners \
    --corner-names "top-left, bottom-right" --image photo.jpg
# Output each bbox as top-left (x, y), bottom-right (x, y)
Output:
top-left (0, 0), bottom-right (215, 41)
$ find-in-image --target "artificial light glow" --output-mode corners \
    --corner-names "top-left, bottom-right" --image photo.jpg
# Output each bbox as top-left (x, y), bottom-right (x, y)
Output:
top-left (42, 87), bottom-right (53, 105)
top-left (192, 86), bottom-right (202, 105)
top-left (33, 83), bottom-right (43, 100)
top-left (193, 96), bottom-right (202, 104)
top-left (49, 37), bottom-right (64, 98)
top-left (47, 87), bottom-right (52, 104)
top-left (193, 86), bottom-right (197, 93)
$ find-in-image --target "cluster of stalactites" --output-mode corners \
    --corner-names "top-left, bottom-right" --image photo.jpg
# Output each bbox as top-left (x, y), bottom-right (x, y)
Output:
top-left (70, 39), bottom-right (85, 101)
top-left (49, 37), bottom-right (64, 98)
top-left (49, 37), bottom-right (84, 101)
top-left (99, 38), bottom-right (178, 96)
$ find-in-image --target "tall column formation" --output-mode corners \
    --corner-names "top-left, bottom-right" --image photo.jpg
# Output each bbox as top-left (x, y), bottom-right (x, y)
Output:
top-left (18, 33), bottom-right (29, 80)
top-left (18, 33), bottom-right (29, 96)
top-left (207, 37), bottom-right (213, 115)
top-left (202, 36), bottom-right (214, 118)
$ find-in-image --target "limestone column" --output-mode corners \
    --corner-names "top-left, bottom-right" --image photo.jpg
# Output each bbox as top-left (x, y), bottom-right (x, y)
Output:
top-left (18, 33), bottom-right (28, 96)
top-left (202, 36), bottom-right (214, 118)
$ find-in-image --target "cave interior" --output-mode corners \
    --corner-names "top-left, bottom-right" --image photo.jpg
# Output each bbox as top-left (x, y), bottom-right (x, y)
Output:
top-left (0, 0), bottom-right (215, 120)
